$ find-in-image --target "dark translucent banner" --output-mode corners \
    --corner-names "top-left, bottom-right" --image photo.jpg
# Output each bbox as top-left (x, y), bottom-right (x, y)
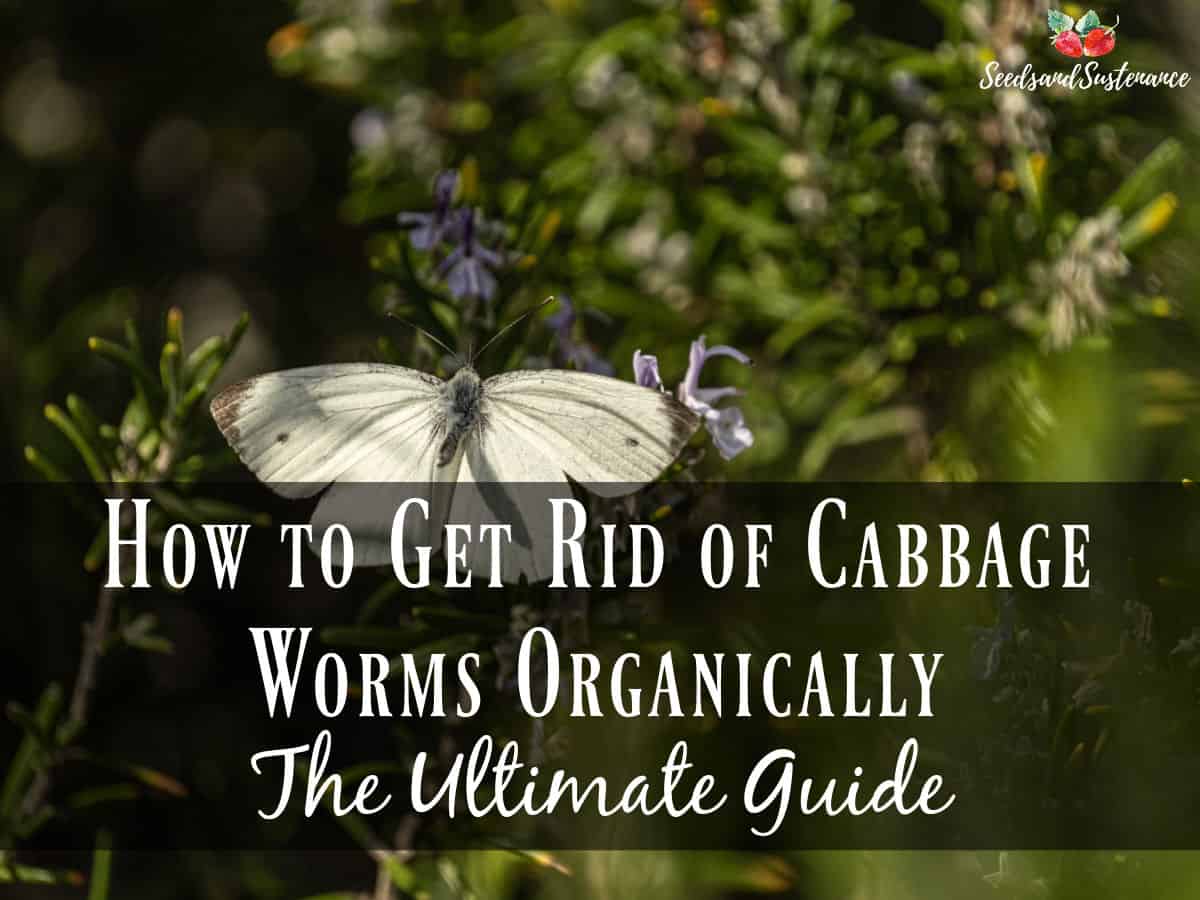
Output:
top-left (3, 483), bottom-right (1199, 850)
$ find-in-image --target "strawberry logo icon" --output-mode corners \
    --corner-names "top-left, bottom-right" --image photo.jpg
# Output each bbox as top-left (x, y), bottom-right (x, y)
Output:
top-left (1048, 9), bottom-right (1119, 58)
top-left (1053, 30), bottom-right (1083, 58)
top-left (1084, 21), bottom-right (1118, 57)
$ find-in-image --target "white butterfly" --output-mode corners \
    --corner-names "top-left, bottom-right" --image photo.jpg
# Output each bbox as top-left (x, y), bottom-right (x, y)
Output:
top-left (210, 359), bottom-right (699, 583)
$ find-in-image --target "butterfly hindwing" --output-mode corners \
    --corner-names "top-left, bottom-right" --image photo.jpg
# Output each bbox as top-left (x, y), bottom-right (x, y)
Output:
top-left (449, 414), bottom-right (569, 584)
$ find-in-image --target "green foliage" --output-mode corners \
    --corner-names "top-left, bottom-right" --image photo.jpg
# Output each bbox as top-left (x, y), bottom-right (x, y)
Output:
top-left (4, 308), bottom-right (253, 887)
top-left (86, 830), bottom-right (113, 900)
top-left (27, 308), bottom-right (265, 570)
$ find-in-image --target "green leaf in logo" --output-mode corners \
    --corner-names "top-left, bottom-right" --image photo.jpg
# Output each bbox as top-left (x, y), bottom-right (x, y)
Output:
top-left (1047, 9), bottom-right (1075, 34)
top-left (1075, 10), bottom-right (1101, 35)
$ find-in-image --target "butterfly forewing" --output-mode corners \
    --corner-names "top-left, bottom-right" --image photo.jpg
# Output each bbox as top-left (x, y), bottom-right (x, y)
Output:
top-left (211, 362), bottom-right (458, 565)
top-left (480, 369), bottom-right (700, 495)
top-left (211, 363), bottom-right (443, 497)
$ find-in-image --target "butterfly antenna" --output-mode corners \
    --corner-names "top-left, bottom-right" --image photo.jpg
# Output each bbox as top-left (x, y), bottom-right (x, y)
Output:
top-left (471, 296), bottom-right (557, 365)
top-left (385, 311), bottom-right (461, 361)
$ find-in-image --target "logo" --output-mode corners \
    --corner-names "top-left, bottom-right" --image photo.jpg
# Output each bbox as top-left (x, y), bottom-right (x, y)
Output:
top-left (1048, 9), bottom-right (1118, 59)
top-left (979, 7), bottom-right (1191, 93)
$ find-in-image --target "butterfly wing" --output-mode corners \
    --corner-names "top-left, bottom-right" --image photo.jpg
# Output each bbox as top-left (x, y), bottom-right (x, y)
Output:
top-left (441, 372), bottom-right (700, 585)
top-left (480, 369), bottom-right (700, 496)
top-left (447, 416), bottom-right (569, 584)
top-left (211, 363), bottom-right (444, 496)
top-left (210, 363), bottom-right (455, 565)
top-left (439, 372), bottom-right (700, 585)
top-left (436, 370), bottom-right (698, 583)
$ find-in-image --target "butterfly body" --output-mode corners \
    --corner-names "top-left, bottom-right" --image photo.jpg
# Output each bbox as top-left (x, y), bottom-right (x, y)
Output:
top-left (437, 366), bottom-right (484, 466)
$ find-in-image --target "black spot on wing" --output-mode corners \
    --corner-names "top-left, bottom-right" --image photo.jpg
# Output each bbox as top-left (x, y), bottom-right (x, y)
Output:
top-left (276, 432), bottom-right (289, 444)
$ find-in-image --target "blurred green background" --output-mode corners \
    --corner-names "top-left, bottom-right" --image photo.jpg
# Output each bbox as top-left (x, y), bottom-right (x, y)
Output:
top-left (5, 0), bottom-right (1200, 896)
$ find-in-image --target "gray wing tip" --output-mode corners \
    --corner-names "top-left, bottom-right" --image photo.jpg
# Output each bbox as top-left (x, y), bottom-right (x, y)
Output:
top-left (659, 392), bottom-right (701, 452)
top-left (210, 379), bottom-right (252, 441)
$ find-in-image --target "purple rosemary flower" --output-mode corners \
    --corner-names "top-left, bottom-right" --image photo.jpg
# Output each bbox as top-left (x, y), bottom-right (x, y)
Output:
top-left (437, 208), bottom-right (507, 302)
top-left (632, 350), bottom-right (664, 390)
top-left (547, 296), bottom-right (615, 375)
top-left (567, 345), bottom-right (615, 376)
top-left (631, 335), bottom-right (754, 461)
top-left (544, 295), bottom-right (575, 332)
top-left (398, 170), bottom-right (460, 251)
top-left (678, 336), bottom-right (754, 460)
top-left (702, 405), bottom-right (755, 461)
